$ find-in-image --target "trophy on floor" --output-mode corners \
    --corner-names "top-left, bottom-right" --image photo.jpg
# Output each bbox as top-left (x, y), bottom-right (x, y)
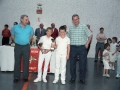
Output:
top-left (51, 38), bottom-right (55, 51)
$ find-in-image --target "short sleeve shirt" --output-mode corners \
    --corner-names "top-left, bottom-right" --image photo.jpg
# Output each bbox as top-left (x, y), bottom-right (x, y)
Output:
top-left (56, 36), bottom-right (70, 54)
top-left (68, 24), bottom-right (92, 45)
top-left (38, 36), bottom-right (52, 49)
top-left (11, 24), bottom-right (34, 45)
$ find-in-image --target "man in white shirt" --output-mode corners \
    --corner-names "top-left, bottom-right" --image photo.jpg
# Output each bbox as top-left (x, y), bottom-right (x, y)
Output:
top-left (95, 27), bottom-right (107, 62)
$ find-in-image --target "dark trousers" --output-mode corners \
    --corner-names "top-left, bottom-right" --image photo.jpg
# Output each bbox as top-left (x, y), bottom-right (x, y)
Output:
top-left (2, 37), bottom-right (9, 45)
top-left (14, 43), bottom-right (30, 79)
top-left (70, 45), bottom-right (87, 81)
top-left (95, 42), bottom-right (104, 61)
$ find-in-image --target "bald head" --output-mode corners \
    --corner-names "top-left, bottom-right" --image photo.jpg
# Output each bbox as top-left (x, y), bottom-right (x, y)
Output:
top-left (39, 23), bottom-right (44, 29)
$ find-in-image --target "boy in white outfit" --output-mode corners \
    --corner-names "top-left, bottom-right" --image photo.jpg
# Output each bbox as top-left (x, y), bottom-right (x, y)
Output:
top-left (109, 37), bottom-right (117, 70)
top-left (34, 27), bottom-right (54, 83)
top-left (103, 43), bottom-right (111, 77)
top-left (53, 26), bottom-right (70, 84)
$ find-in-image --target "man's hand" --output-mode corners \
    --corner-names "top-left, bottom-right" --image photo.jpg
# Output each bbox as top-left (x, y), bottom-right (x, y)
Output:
top-left (85, 43), bottom-right (89, 49)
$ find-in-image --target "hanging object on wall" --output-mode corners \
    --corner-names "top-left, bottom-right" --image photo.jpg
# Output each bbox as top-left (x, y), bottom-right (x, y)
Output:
top-left (36, 3), bottom-right (42, 14)
top-left (38, 17), bottom-right (40, 22)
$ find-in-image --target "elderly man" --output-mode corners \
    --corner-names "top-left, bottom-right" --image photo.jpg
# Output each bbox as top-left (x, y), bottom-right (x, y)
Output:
top-left (35, 23), bottom-right (46, 45)
top-left (51, 23), bottom-right (58, 39)
top-left (11, 15), bottom-right (34, 83)
top-left (68, 14), bottom-right (92, 84)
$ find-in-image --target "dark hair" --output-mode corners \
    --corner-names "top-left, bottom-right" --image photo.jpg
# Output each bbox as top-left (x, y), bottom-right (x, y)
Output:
top-left (14, 22), bottom-right (18, 25)
top-left (107, 38), bottom-right (112, 44)
top-left (72, 14), bottom-right (79, 20)
top-left (100, 27), bottom-right (104, 30)
top-left (104, 43), bottom-right (110, 49)
top-left (59, 26), bottom-right (66, 32)
top-left (46, 27), bottom-right (53, 32)
top-left (112, 37), bottom-right (117, 42)
top-left (20, 15), bottom-right (28, 19)
top-left (4, 24), bottom-right (8, 28)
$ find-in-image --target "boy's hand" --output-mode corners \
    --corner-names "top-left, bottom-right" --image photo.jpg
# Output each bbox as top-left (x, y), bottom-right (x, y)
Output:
top-left (112, 53), bottom-right (115, 56)
top-left (66, 55), bottom-right (69, 60)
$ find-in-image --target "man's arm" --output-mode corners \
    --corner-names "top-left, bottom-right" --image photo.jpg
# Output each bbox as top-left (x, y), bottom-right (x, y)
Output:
top-left (85, 34), bottom-right (93, 48)
top-left (11, 35), bottom-right (14, 41)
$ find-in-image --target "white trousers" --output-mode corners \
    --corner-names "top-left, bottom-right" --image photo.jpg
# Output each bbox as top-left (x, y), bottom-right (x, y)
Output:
top-left (54, 53), bottom-right (67, 81)
top-left (37, 51), bottom-right (51, 79)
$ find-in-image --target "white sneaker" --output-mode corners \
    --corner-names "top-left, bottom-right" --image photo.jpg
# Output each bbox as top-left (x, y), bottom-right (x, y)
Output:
top-left (43, 79), bottom-right (47, 83)
top-left (61, 80), bottom-right (66, 85)
top-left (112, 66), bottom-right (115, 70)
top-left (33, 78), bottom-right (42, 82)
top-left (106, 74), bottom-right (110, 77)
top-left (116, 74), bottom-right (120, 78)
top-left (53, 80), bottom-right (58, 84)
top-left (103, 74), bottom-right (106, 76)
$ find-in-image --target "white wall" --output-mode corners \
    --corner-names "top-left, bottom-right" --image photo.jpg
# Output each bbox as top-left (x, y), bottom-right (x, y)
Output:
top-left (0, 0), bottom-right (120, 57)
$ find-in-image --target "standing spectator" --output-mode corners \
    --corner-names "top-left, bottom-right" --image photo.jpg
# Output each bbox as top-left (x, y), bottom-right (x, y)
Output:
top-left (11, 15), bottom-right (34, 83)
top-left (109, 37), bottom-right (117, 70)
top-left (68, 14), bottom-right (92, 84)
top-left (106, 38), bottom-right (112, 45)
top-left (86, 24), bottom-right (93, 54)
top-left (14, 22), bottom-right (18, 25)
top-left (102, 43), bottom-right (111, 77)
top-left (35, 23), bottom-right (46, 45)
top-left (1, 24), bottom-right (11, 45)
top-left (51, 23), bottom-right (58, 39)
top-left (116, 38), bottom-right (120, 79)
top-left (94, 27), bottom-right (107, 63)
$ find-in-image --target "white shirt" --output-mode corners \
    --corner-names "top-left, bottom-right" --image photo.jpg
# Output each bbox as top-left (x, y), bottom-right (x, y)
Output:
top-left (110, 43), bottom-right (117, 52)
top-left (103, 49), bottom-right (110, 60)
top-left (38, 36), bottom-right (52, 49)
top-left (96, 33), bottom-right (106, 43)
top-left (56, 36), bottom-right (70, 54)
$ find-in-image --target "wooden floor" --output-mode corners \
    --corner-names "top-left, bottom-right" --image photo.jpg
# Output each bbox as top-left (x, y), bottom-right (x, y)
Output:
top-left (0, 58), bottom-right (120, 90)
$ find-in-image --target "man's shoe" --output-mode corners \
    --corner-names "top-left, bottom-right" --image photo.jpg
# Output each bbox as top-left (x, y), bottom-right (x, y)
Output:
top-left (80, 80), bottom-right (86, 85)
top-left (24, 78), bottom-right (29, 82)
top-left (13, 79), bottom-right (19, 83)
top-left (94, 60), bottom-right (97, 62)
top-left (69, 79), bottom-right (75, 84)
top-left (100, 61), bottom-right (103, 63)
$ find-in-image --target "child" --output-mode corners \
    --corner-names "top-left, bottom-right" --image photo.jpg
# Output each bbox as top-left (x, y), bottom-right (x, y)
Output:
top-left (53, 26), bottom-right (70, 84)
top-left (116, 38), bottom-right (120, 79)
top-left (34, 27), bottom-right (54, 83)
top-left (103, 43), bottom-right (111, 77)
top-left (109, 37), bottom-right (117, 70)
top-left (106, 38), bottom-right (112, 44)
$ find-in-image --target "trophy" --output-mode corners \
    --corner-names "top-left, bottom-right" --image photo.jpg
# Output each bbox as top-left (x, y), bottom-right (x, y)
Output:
top-left (51, 38), bottom-right (55, 51)
top-left (38, 42), bottom-right (45, 54)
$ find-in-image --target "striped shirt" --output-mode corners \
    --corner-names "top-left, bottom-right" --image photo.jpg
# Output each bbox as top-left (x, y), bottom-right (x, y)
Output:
top-left (68, 24), bottom-right (92, 45)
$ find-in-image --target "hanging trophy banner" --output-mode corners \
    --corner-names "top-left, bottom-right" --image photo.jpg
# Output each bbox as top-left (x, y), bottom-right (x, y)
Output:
top-left (36, 3), bottom-right (42, 14)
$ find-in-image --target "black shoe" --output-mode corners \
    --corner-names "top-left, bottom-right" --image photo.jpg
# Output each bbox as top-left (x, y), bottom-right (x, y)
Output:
top-left (13, 79), bottom-right (19, 83)
top-left (79, 80), bottom-right (86, 85)
top-left (69, 79), bottom-right (75, 84)
top-left (94, 60), bottom-right (97, 62)
top-left (24, 78), bottom-right (29, 82)
top-left (100, 61), bottom-right (103, 63)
